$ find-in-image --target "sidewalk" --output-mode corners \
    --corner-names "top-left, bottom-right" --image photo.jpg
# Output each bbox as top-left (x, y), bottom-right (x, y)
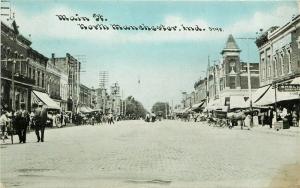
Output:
top-left (251, 125), bottom-right (300, 137)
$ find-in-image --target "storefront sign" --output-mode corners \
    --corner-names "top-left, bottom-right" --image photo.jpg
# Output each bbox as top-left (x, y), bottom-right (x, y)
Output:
top-left (277, 84), bottom-right (300, 92)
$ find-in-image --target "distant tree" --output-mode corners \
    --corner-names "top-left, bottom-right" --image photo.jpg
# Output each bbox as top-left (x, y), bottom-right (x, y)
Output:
top-left (151, 102), bottom-right (169, 118)
top-left (125, 96), bottom-right (147, 118)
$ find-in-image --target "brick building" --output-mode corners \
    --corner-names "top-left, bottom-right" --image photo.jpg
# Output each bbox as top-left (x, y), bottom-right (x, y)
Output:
top-left (79, 84), bottom-right (92, 109)
top-left (1, 21), bottom-right (49, 111)
top-left (181, 34), bottom-right (260, 111)
top-left (52, 53), bottom-right (81, 112)
top-left (256, 15), bottom-right (300, 87)
top-left (46, 54), bottom-right (61, 108)
top-left (254, 14), bottom-right (300, 107)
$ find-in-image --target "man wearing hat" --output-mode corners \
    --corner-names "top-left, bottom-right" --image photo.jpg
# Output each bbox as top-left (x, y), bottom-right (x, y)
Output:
top-left (15, 102), bottom-right (29, 143)
top-left (34, 102), bottom-right (47, 142)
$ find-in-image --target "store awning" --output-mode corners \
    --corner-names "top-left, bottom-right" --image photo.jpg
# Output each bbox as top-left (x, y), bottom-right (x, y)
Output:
top-left (86, 106), bottom-right (93, 112)
top-left (80, 106), bottom-right (91, 113)
top-left (90, 108), bottom-right (102, 112)
top-left (32, 90), bottom-right (61, 110)
top-left (182, 107), bottom-right (191, 113)
top-left (252, 85), bottom-right (271, 104)
top-left (254, 85), bottom-right (299, 106)
top-left (291, 77), bottom-right (300, 84)
top-left (191, 101), bottom-right (205, 111)
top-left (206, 98), bottom-right (223, 111)
top-left (230, 96), bottom-right (248, 109)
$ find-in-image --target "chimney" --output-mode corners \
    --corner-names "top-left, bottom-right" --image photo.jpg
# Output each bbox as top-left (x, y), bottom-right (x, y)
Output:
top-left (52, 53), bottom-right (55, 65)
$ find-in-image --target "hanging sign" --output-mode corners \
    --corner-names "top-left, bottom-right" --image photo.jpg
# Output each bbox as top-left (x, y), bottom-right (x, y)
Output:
top-left (277, 84), bottom-right (300, 92)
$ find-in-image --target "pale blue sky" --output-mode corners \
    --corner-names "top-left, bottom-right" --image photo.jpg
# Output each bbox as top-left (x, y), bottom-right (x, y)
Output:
top-left (7, 0), bottom-right (300, 110)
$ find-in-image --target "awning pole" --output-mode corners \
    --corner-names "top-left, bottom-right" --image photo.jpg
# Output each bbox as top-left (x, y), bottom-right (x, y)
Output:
top-left (274, 83), bottom-right (278, 122)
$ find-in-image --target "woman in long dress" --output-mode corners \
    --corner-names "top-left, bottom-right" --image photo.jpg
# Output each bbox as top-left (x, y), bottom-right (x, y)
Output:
top-left (244, 114), bottom-right (252, 130)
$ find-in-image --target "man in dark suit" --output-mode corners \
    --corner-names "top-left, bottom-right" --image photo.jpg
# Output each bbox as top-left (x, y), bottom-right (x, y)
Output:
top-left (15, 103), bottom-right (29, 143)
top-left (34, 102), bottom-right (47, 142)
top-left (267, 107), bottom-right (274, 129)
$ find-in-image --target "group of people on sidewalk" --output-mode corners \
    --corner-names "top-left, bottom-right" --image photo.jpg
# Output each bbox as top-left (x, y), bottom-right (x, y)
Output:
top-left (0, 102), bottom-right (48, 144)
top-left (177, 105), bottom-right (299, 130)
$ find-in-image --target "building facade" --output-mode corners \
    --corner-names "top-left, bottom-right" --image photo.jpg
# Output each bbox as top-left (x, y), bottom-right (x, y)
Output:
top-left (79, 84), bottom-right (92, 108)
top-left (181, 34), bottom-right (260, 111)
top-left (1, 21), bottom-right (48, 111)
top-left (53, 53), bottom-right (81, 112)
top-left (256, 15), bottom-right (300, 87)
top-left (110, 82), bottom-right (121, 115)
top-left (46, 54), bottom-right (61, 108)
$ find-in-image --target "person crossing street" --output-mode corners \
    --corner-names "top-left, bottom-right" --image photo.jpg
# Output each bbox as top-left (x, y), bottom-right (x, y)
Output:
top-left (15, 103), bottom-right (30, 143)
top-left (34, 102), bottom-right (47, 142)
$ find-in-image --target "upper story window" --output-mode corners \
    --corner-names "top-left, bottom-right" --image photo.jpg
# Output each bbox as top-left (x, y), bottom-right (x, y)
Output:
top-left (280, 53), bottom-right (284, 76)
top-left (287, 49), bottom-right (292, 74)
top-left (37, 71), bottom-right (40, 87)
top-left (273, 56), bottom-right (277, 78)
top-left (267, 55), bottom-right (271, 77)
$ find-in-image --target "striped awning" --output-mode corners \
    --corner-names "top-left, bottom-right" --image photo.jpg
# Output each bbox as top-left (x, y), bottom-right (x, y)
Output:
top-left (32, 90), bottom-right (61, 110)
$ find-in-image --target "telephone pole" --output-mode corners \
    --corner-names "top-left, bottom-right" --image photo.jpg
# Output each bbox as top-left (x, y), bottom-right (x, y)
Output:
top-left (99, 71), bottom-right (108, 113)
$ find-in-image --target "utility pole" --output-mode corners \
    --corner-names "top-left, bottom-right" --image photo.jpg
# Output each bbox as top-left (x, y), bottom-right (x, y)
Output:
top-left (124, 100), bottom-right (126, 117)
top-left (99, 71), bottom-right (108, 114)
top-left (165, 102), bottom-right (168, 119)
top-left (206, 56), bottom-right (210, 107)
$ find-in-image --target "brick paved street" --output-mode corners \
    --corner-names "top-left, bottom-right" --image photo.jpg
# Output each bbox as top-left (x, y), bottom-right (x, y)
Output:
top-left (1, 120), bottom-right (299, 188)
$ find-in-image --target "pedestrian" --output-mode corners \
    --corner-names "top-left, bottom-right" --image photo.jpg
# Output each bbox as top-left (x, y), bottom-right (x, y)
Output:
top-left (244, 113), bottom-right (252, 130)
top-left (253, 111), bottom-right (259, 127)
top-left (34, 102), bottom-right (47, 142)
top-left (15, 103), bottom-right (30, 143)
top-left (151, 112), bottom-right (156, 122)
top-left (108, 113), bottom-right (114, 124)
top-left (260, 112), bottom-right (265, 126)
top-left (292, 110), bottom-right (298, 127)
top-left (267, 107), bottom-right (273, 128)
top-left (0, 110), bottom-right (8, 143)
top-left (145, 113), bottom-right (150, 122)
top-left (60, 111), bottom-right (65, 127)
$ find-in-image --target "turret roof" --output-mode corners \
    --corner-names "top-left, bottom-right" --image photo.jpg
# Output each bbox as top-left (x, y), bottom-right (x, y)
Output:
top-left (221, 34), bottom-right (241, 54)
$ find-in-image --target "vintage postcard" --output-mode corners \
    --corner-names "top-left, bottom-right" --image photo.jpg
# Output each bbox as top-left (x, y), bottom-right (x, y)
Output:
top-left (1, 0), bottom-right (300, 187)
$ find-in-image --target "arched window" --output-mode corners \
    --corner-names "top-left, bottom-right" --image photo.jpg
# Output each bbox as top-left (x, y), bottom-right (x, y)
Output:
top-left (287, 49), bottom-right (292, 74)
top-left (280, 53), bottom-right (284, 76)
top-left (273, 56), bottom-right (277, 77)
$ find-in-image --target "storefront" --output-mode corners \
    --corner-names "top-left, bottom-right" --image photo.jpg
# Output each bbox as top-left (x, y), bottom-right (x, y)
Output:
top-left (252, 77), bottom-right (300, 127)
top-left (1, 78), bottom-right (32, 111)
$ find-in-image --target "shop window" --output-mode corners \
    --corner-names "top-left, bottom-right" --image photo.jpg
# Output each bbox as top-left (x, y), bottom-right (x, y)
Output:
top-left (225, 97), bottom-right (230, 106)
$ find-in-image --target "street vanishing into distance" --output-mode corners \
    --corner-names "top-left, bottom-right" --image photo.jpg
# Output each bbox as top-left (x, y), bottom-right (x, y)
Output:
top-left (1, 120), bottom-right (299, 188)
